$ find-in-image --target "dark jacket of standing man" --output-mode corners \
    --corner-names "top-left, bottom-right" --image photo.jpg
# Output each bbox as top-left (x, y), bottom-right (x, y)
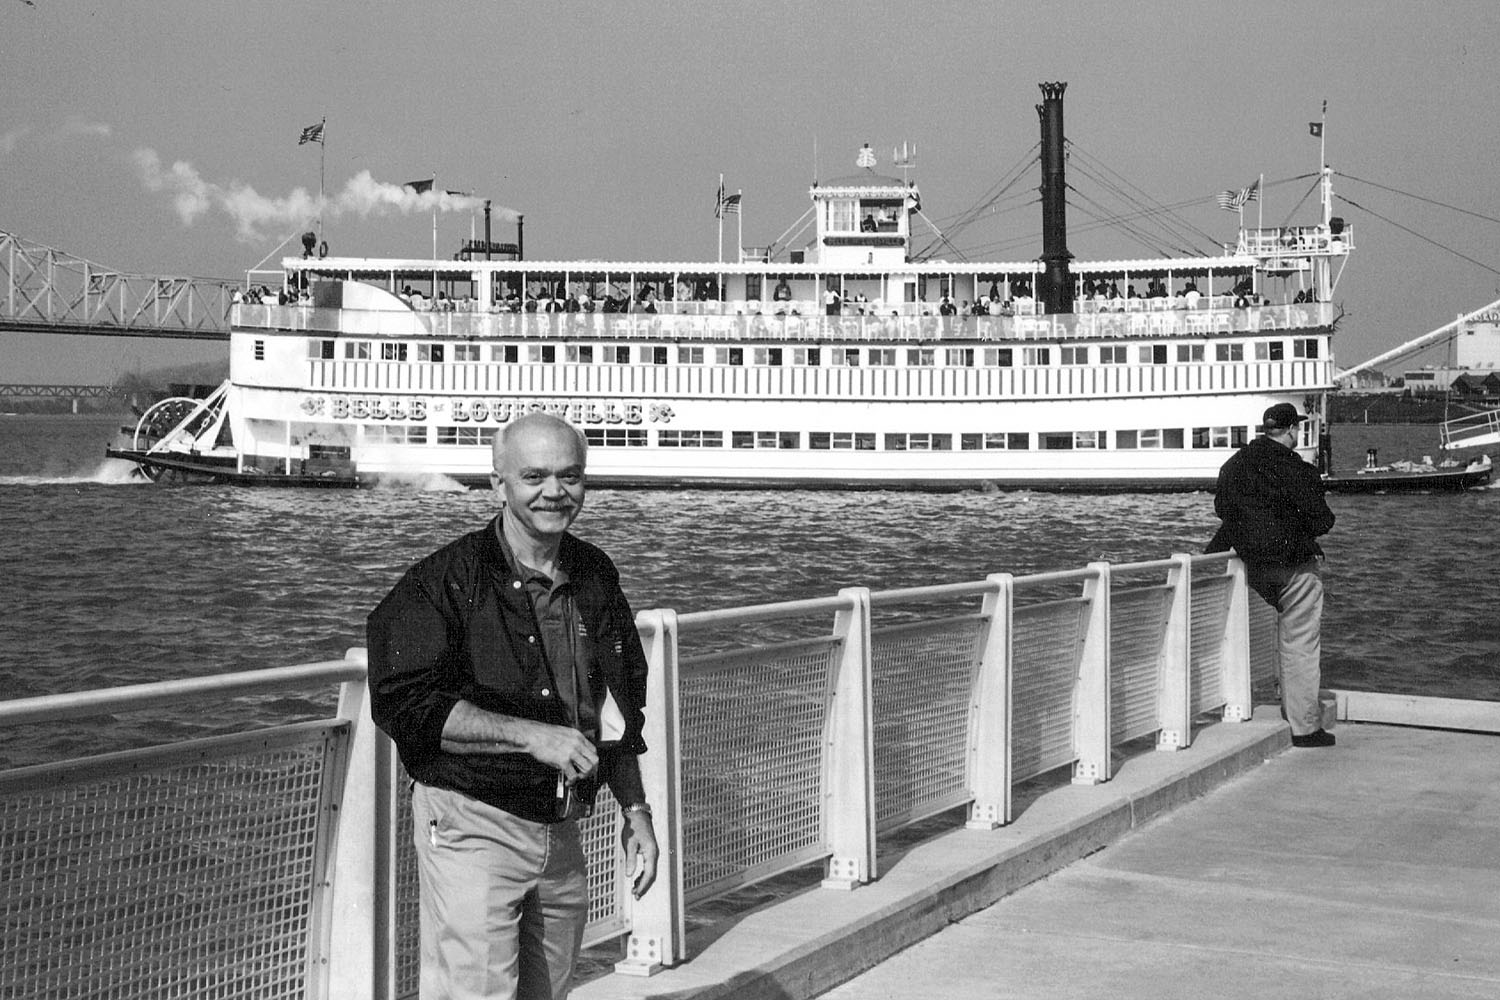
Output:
top-left (367, 412), bottom-right (659, 1000)
top-left (1207, 403), bottom-right (1337, 748)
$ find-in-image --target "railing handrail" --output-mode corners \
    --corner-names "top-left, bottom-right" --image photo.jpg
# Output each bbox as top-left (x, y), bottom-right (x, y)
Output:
top-left (0, 654), bottom-right (365, 726)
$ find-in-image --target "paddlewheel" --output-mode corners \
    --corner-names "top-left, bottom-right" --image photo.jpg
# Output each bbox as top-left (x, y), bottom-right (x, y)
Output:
top-left (130, 389), bottom-right (227, 481)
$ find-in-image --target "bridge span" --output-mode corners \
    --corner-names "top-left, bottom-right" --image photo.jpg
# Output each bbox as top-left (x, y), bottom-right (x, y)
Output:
top-left (1, 229), bottom-right (233, 341)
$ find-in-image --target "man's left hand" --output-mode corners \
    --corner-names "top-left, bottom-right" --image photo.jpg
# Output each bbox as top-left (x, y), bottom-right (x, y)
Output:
top-left (621, 811), bottom-right (659, 899)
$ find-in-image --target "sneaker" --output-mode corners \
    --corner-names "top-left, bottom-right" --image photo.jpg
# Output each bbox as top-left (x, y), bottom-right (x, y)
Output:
top-left (1291, 729), bottom-right (1336, 748)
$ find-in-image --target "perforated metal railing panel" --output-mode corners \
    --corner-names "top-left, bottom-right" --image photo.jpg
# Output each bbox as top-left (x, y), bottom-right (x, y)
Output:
top-left (1248, 594), bottom-right (1280, 690)
top-left (1189, 573), bottom-right (1232, 714)
top-left (392, 770), bottom-right (626, 1000)
top-left (869, 616), bottom-right (983, 833)
top-left (0, 722), bottom-right (343, 1000)
top-left (677, 636), bottom-right (840, 903)
top-left (1110, 586), bottom-right (1171, 742)
top-left (1011, 599), bottom-right (1088, 782)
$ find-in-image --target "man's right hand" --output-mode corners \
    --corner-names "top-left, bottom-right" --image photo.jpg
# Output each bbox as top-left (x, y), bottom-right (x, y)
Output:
top-left (440, 701), bottom-right (597, 780)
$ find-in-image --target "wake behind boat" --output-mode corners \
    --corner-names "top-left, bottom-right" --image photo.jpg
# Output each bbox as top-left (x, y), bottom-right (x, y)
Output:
top-left (109, 83), bottom-right (1349, 491)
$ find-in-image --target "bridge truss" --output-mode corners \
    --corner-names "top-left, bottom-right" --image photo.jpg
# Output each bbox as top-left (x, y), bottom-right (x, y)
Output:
top-left (1, 230), bottom-right (233, 341)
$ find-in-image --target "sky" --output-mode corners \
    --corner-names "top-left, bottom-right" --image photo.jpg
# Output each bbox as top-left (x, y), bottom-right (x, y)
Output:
top-left (3, 0), bottom-right (1499, 382)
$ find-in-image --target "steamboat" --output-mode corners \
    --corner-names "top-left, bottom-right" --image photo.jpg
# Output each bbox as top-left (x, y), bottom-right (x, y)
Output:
top-left (109, 84), bottom-right (1349, 491)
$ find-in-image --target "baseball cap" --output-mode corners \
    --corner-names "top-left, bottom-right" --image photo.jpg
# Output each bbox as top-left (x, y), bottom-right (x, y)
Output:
top-left (1261, 403), bottom-right (1306, 430)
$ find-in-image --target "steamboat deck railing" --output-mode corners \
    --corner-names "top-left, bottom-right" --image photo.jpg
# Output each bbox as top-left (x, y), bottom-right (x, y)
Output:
top-left (235, 301), bottom-right (1331, 344)
top-left (0, 552), bottom-right (1278, 1000)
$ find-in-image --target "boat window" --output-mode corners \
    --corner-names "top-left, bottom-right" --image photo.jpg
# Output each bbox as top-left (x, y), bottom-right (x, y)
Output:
top-left (945, 348), bottom-right (975, 368)
top-left (907, 348), bottom-right (935, 367)
top-left (417, 344), bottom-right (445, 363)
top-left (1138, 344), bottom-right (1168, 365)
top-left (1022, 347), bottom-right (1051, 366)
top-left (307, 339), bottom-right (335, 360)
top-left (983, 348), bottom-right (1014, 367)
top-left (566, 345), bottom-right (594, 364)
top-left (584, 428), bottom-right (647, 447)
top-left (868, 348), bottom-right (895, 366)
top-left (1214, 344), bottom-right (1244, 362)
top-left (753, 347), bottom-right (784, 366)
top-left (526, 344), bottom-right (556, 363)
top-left (1175, 345), bottom-right (1205, 363)
top-left (380, 343), bottom-right (408, 362)
top-left (793, 347), bottom-right (821, 366)
top-left (650, 346), bottom-right (668, 365)
top-left (344, 341), bottom-right (370, 360)
top-left (253, 340), bottom-right (265, 361)
top-left (452, 344), bottom-right (481, 362)
top-left (1293, 338), bottom-right (1320, 359)
top-left (1255, 341), bottom-right (1285, 361)
top-left (493, 344), bottom-right (519, 363)
top-left (1060, 346), bottom-right (1088, 366)
top-left (1163, 428), bottom-right (1185, 449)
top-left (1039, 433), bottom-right (1074, 450)
top-left (1116, 430), bottom-right (1138, 450)
top-left (1073, 431), bottom-right (1104, 449)
top-left (658, 430), bottom-right (723, 448)
top-left (678, 346), bottom-right (704, 364)
top-left (1099, 345), bottom-right (1126, 364)
top-left (858, 199), bottom-right (902, 233)
top-left (834, 349), bottom-right (860, 367)
top-left (826, 199), bottom-right (857, 232)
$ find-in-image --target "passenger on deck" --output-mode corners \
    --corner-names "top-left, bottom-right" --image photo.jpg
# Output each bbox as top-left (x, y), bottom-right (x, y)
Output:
top-left (860, 214), bottom-right (877, 232)
top-left (1147, 277), bottom-right (1168, 299)
top-left (563, 292), bottom-right (580, 313)
top-left (773, 278), bottom-right (792, 302)
top-left (1184, 282), bottom-right (1201, 309)
top-left (824, 287), bottom-right (841, 316)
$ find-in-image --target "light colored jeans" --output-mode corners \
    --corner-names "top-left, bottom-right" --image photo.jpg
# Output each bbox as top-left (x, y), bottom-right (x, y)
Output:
top-left (412, 782), bottom-right (589, 1000)
top-left (1250, 558), bottom-right (1325, 736)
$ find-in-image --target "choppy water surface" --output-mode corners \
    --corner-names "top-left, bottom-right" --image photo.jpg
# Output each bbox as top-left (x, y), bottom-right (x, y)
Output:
top-left (2, 415), bottom-right (1496, 765)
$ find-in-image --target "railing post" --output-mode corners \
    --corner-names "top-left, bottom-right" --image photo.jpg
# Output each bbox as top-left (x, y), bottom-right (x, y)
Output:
top-left (1221, 557), bottom-right (1253, 721)
top-left (967, 574), bottom-right (1013, 829)
top-left (324, 647), bottom-right (397, 1000)
top-left (1072, 563), bottom-right (1112, 784)
top-left (1158, 554), bottom-right (1194, 750)
top-left (616, 609), bottom-right (684, 976)
top-left (823, 587), bottom-right (876, 889)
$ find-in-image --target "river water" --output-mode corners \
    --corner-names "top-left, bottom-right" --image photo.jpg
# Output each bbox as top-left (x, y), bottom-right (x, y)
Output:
top-left (1, 414), bottom-right (1495, 766)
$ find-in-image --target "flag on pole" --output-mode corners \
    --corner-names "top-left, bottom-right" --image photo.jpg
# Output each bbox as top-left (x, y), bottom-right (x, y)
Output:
top-left (720, 193), bottom-right (741, 217)
top-left (1308, 122), bottom-right (1323, 137)
top-left (715, 179), bottom-right (726, 218)
top-left (403, 178), bottom-right (435, 194)
top-left (298, 122), bottom-right (324, 145)
top-left (1215, 178), bottom-right (1260, 211)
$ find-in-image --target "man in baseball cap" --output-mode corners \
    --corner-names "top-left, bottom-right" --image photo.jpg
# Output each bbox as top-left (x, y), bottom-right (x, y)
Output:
top-left (1207, 403), bottom-right (1337, 748)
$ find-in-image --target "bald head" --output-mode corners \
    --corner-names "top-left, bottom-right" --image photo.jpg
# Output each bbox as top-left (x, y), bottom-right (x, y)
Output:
top-left (491, 413), bottom-right (588, 477)
top-left (490, 414), bottom-right (588, 548)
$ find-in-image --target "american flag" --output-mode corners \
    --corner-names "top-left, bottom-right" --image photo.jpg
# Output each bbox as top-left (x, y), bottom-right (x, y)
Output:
top-left (1215, 178), bottom-right (1259, 212)
top-left (719, 193), bottom-right (741, 217)
top-left (298, 121), bottom-right (324, 145)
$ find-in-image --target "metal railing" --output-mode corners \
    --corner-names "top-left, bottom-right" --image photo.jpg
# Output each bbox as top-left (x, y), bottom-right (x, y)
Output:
top-left (0, 230), bottom-right (235, 340)
top-left (1440, 407), bottom-right (1500, 451)
top-left (235, 301), bottom-right (1332, 345)
top-left (0, 552), bottom-right (1277, 1000)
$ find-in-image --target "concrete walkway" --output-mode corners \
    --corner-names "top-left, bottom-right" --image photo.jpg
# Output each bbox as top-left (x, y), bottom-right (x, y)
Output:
top-left (575, 706), bottom-right (1500, 1000)
top-left (821, 720), bottom-right (1500, 1000)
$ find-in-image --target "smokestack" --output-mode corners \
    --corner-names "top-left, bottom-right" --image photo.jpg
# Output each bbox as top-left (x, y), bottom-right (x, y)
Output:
top-left (1037, 81), bottom-right (1073, 315)
top-left (517, 214), bottom-right (524, 262)
top-left (484, 200), bottom-right (492, 260)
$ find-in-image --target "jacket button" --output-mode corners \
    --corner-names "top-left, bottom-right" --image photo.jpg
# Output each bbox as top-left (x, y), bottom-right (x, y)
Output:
top-left (512, 580), bottom-right (522, 590)
top-left (527, 635), bottom-right (537, 644)
top-left (541, 688), bottom-right (551, 697)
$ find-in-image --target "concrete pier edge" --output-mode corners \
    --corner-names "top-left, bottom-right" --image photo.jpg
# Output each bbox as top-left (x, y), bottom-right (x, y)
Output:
top-left (576, 707), bottom-right (1291, 1000)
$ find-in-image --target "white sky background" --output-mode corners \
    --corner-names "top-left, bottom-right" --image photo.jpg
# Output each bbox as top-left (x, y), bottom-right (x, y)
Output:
top-left (2, 0), bottom-right (1498, 381)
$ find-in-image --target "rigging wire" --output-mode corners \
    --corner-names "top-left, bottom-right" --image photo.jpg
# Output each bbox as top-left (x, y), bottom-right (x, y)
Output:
top-left (1064, 142), bottom-right (1224, 254)
top-left (1339, 173), bottom-right (1500, 227)
top-left (1338, 194), bottom-right (1500, 277)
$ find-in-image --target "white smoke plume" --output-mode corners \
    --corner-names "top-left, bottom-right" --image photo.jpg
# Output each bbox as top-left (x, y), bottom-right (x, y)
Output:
top-left (132, 148), bottom-right (519, 241)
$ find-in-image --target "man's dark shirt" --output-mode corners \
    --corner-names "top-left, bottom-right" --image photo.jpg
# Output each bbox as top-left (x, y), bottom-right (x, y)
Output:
top-left (366, 518), bottom-right (648, 822)
top-left (1208, 435), bottom-right (1335, 568)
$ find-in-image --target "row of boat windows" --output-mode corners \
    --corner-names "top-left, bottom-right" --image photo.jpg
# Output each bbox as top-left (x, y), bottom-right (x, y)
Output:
top-left (301, 338), bottom-right (1321, 367)
top-left (362, 424), bottom-right (1253, 451)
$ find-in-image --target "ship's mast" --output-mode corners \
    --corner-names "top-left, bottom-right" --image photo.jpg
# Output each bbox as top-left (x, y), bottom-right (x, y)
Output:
top-left (1037, 82), bottom-right (1073, 315)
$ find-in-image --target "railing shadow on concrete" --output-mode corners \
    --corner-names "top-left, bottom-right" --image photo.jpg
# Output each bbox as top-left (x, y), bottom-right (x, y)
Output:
top-left (0, 551), bottom-right (1278, 1000)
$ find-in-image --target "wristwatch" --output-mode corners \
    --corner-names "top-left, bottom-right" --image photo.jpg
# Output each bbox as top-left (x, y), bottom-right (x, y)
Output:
top-left (622, 802), bottom-right (652, 820)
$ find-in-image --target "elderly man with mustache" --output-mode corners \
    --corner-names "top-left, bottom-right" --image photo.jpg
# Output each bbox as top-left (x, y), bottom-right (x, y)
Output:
top-left (369, 412), bottom-right (658, 1000)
